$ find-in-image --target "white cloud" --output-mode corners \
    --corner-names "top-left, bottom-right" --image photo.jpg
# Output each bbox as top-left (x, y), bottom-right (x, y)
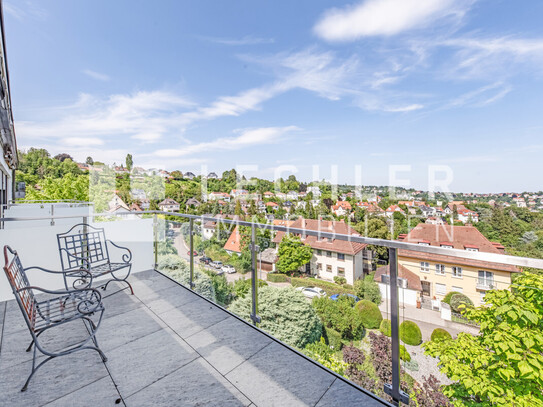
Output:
top-left (447, 82), bottom-right (512, 108)
top-left (314, 0), bottom-right (472, 41)
top-left (200, 35), bottom-right (275, 46)
top-left (4, 1), bottom-right (48, 21)
top-left (82, 69), bottom-right (110, 82)
top-left (153, 126), bottom-right (300, 158)
top-left (62, 137), bottom-right (104, 147)
top-left (131, 132), bottom-right (162, 143)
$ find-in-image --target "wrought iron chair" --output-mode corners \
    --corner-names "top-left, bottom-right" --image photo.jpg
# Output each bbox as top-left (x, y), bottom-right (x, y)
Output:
top-left (3, 246), bottom-right (107, 392)
top-left (57, 223), bottom-right (133, 297)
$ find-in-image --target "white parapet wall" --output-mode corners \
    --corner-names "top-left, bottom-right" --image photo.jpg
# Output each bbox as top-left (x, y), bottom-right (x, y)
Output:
top-left (0, 217), bottom-right (154, 302)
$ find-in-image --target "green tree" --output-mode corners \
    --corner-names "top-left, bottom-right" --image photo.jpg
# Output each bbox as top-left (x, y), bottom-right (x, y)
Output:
top-left (355, 274), bottom-right (382, 304)
top-left (424, 272), bottom-right (543, 406)
top-left (86, 156), bottom-right (94, 165)
top-left (125, 153), bottom-right (133, 172)
top-left (276, 235), bottom-right (313, 274)
top-left (234, 200), bottom-right (243, 216)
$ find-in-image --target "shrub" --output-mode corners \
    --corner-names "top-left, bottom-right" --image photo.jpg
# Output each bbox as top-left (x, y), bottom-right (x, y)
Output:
top-left (431, 328), bottom-right (452, 342)
top-left (356, 300), bottom-right (383, 329)
top-left (442, 291), bottom-right (462, 305)
top-left (158, 255), bottom-right (216, 302)
top-left (303, 338), bottom-right (347, 375)
top-left (400, 345), bottom-right (411, 362)
top-left (228, 286), bottom-right (322, 348)
top-left (380, 319), bottom-right (391, 337)
top-left (400, 320), bottom-right (422, 346)
top-left (201, 269), bottom-right (232, 306)
top-left (312, 296), bottom-right (364, 340)
top-left (342, 283), bottom-right (353, 290)
top-left (333, 276), bottom-right (347, 285)
top-left (267, 273), bottom-right (288, 283)
top-left (355, 274), bottom-right (382, 305)
top-left (450, 293), bottom-right (474, 313)
top-left (324, 327), bottom-right (344, 351)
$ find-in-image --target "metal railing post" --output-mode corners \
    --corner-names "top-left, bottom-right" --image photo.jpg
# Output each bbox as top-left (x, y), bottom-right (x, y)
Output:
top-left (385, 248), bottom-right (409, 405)
top-left (189, 218), bottom-right (195, 289)
top-left (153, 214), bottom-right (158, 269)
top-left (50, 204), bottom-right (55, 226)
top-left (250, 225), bottom-right (261, 326)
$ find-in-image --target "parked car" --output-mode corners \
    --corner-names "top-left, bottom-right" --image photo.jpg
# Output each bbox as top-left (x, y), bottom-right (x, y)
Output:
top-left (330, 293), bottom-right (360, 303)
top-left (210, 261), bottom-right (223, 269)
top-left (187, 250), bottom-right (198, 256)
top-left (295, 287), bottom-right (326, 299)
top-left (221, 265), bottom-right (236, 274)
top-left (199, 256), bottom-right (211, 264)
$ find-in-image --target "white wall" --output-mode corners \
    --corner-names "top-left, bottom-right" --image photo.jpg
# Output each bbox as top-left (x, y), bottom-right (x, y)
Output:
top-left (0, 218), bottom-right (154, 302)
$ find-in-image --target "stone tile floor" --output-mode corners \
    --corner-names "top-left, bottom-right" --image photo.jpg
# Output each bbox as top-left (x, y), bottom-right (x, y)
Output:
top-left (0, 270), bottom-right (388, 406)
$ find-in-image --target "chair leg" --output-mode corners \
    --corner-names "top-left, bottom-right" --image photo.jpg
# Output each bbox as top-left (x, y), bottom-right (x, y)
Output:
top-left (26, 331), bottom-right (44, 352)
top-left (21, 355), bottom-right (55, 392)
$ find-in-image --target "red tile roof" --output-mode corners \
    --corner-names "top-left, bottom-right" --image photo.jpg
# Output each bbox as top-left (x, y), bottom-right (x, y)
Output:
top-left (272, 218), bottom-right (367, 255)
top-left (224, 226), bottom-right (242, 253)
top-left (399, 224), bottom-right (519, 273)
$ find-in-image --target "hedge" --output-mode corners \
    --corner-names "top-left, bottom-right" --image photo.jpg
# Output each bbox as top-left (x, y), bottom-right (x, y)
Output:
top-left (450, 293), bottom-right (474, 313)
top-left (431, 328), bottom-right (452, 342)
top-left (312, 296), bottom-right (364, 340)
top-left (380, 319), bottom-right (391, 337)
top-left (290, 277), bottom-right (356, 296)
top-left (355, 300), bottom-right (383, 329)
top-left (400, 320), bottom-right (422, 346)
top-left (333, 276), bottom-right (347, 285)
top-left (442, 291), bottom-right (462, 305)
top-left (267, 273), bottom-right (288, 283)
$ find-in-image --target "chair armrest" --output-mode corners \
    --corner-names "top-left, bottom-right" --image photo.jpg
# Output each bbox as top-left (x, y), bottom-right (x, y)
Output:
top-left (24, 266), bottom-right (93, 288)
top-left (18, 286), bottom-right (103, 315)
top-left (106, 240), bottom-right (132, 263)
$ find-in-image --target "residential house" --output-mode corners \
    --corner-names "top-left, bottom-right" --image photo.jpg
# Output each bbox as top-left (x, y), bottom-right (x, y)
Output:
top-left (273, 218), bottom-right (373, 285)
top-left (263, 191), bottom-right (275, 199)
top-left (184, 172), bottom-right (196, 180)
top-left (275, 192), bottom-right (287, 200)
top-left (230, 189), bottom-right (249, 199)
top-left (158, 170), bottom-right (170, 179)
top-left (186, 198), bottom-right (201, 209)
top-left (457, 208), bottom-right (479, 223)
top-left (207, 172), bottom-right (218, 179)
top-left (259, 248), bottom-right (278, 273)
top-left (129, 203), bottom-right (142, 212)
top-left (139, 199), bottom-right (150, 210)
top-left (398, 224), bottom-right (519, 306)
top-left (286, 191), bottom-right (299, 200)
top-left (158, 198), bottom-right (180, 212)
top-left (425, 217), bottom-right (445, 225)
top-left (385, 205), bottom-right (405, 218)
top-left (307, 186), bottom-right (321, 198)
top-left (130, 188), bottom-right (147, 201)
top-left (223, 226), bottom-right (242, 255)
top-left (208, 192), bottom-right (231, 202)
top-left (108, 194), bottom-right (129, 211)
top-left (266, 202), bottom-right (279, 210)
top-left (332, 201), bottom-right (352, 217)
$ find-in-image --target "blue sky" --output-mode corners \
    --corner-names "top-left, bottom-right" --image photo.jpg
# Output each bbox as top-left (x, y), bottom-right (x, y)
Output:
top-left (5, 0), bottom-right (543, 192)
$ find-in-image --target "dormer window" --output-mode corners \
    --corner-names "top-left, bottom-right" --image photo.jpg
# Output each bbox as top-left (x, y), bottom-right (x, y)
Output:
top-left (465, 245), bottom-right (479, 252)
top-left (441, 245), bottom-right (453, 249)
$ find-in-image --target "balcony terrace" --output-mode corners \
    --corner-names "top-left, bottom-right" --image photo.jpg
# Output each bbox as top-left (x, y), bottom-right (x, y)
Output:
top-left (0, 269), bottom-right (388, 407)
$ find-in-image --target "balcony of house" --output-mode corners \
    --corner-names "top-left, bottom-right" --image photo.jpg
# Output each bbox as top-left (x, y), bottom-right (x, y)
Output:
top-left (0, 270), bottom-right (387, 407)
top-left (1, 206), bottom-right (542, 407)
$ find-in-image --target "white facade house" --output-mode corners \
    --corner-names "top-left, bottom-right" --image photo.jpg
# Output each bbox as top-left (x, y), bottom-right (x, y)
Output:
top-left (307, 186), bottom-right (321, 198)
top-left (158, 198), bottom-right (180, 212)
top-left (286, 191), bottom-right (299, 200)
top-left (0, 21), bottom-right (17, 216)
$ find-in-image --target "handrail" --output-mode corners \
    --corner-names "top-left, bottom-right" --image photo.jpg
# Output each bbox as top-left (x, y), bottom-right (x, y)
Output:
top-left (1, 210), bottom-right (543, 269)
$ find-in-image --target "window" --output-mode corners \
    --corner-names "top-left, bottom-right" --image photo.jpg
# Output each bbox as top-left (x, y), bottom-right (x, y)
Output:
top-left (452, 286), bottom-right (463, 293)
top-left (466, 247), bottom-right (479, 252)
top-left (478, 270), bottom-right (494, 288)
top-left (316, 250), bottom-right (322, 256)
top-left (435, 283), bottom-right (446, 295)
top-left (316, 263), bottom-right (322, 271)
top-left (326, 251), bottom-right (332, 257)
top-left (420, 262), bottom-right (430, 273)
top-left (435, 264), bottom-right (445, 275)
top-left (337, 253), bottom-right (345, 261)
top-left (441, 244), bottom-right (453, 249)
top-left (452, 266), bottom-right (462, 278)
top-left (337, 267), bottom-right (345, 276)
top-left (326, 265), bottom-right (332, 272)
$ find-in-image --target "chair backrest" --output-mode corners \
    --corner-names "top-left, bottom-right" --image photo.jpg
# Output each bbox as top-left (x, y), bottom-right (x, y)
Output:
top-left (3, 246), bottom-right (36, 331)
top-left (57, 223), bottom-right (110, 271)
